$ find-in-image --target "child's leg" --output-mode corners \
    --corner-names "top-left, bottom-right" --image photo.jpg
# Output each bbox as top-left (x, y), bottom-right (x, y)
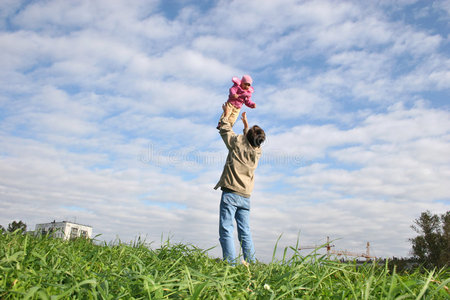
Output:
top-left (217, 102), bottom-right (240, 128)
top-left (227, 103), bottom-right (240, 126)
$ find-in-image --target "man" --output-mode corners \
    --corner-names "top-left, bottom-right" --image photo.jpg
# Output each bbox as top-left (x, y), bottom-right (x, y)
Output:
top-left (214, 103), bottom-right (266, 263)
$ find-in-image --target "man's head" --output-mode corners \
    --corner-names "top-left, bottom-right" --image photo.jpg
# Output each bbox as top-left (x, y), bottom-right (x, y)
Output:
top-left (246, 125), bottom-right (265, 147)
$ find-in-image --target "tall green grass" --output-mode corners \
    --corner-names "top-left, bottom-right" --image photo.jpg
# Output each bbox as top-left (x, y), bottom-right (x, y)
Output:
top-left (1, 232), bottom-right (449, 299)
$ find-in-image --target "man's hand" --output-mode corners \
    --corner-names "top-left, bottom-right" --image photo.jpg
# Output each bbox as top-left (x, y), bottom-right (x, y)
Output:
top-left (241, 112), bottom-right (249, 130)
top-left (222, 103), bottom-right (231, 117)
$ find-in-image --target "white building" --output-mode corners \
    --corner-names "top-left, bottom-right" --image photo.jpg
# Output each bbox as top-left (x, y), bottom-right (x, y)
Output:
top-left (35, 221), bottom-right (93, 240)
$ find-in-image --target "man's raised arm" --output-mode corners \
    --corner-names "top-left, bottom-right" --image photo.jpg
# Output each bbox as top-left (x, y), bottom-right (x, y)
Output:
top-left (241, 112), bottom-right (249, 134)
top-left (218, 103), bottom-right (237, 151)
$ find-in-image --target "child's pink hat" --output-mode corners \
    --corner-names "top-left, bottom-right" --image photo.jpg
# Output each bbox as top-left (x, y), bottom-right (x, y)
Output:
top-left (241, 75), bottom-right (253, 85)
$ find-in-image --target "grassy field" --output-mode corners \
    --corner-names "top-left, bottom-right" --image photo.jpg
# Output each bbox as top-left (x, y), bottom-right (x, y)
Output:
top-left (1, 232), bottom-right (449, 299)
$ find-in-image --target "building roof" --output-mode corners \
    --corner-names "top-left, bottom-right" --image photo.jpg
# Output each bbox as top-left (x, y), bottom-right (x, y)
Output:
top-left (36, 220), bottom-right (92, 228)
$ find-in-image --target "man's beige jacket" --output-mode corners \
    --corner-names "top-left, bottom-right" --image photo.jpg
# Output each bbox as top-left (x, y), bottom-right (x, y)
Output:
top-left (214, 116), bottom-right (262, 198)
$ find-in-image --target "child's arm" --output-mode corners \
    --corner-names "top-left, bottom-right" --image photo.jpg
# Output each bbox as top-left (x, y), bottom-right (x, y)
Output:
top-left (229, 85), bottom-right (239, 99)
top-left (244, 86), bottom-right (256, 108)
top-left (244, 95), bottom-right (256, 108)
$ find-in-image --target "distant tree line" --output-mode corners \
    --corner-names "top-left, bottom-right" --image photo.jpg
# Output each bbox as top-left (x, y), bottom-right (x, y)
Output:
top-left (381, 210), bottom-right (449, 273)
top-left (1, 211), bottom-right (448, 270)
top-left (0, 220), bottom-right (27, 233)
top-left (409, 210), bottom-right (449, 270)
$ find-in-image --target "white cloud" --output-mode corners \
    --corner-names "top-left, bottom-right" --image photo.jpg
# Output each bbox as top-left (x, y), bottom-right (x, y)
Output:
top-left (11, 0), bottom-right (159, 32)
top-left (265, 124), bottom-right (353, 159)
top-left (359, 103), bottom-right (450, 141)
top-left (191, 35), bottom-right (242, 64)
top-left (437, 0), bottom-right (450, 15)
top-left (259, 88), bottom-right (332, 119)
top-left (390, 28), bottom-right (442, 56)
top-left (127, 46), bottom-right (237, 84)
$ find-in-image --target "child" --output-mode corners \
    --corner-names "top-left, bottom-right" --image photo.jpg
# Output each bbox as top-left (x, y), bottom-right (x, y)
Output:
top-left (217, 75), bottom-right (256, 128)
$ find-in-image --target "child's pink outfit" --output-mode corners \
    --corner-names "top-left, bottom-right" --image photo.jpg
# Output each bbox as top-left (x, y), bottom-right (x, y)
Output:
top-left (228, 76), bottom-right (255, 109)
top-left (218, 75), bottom-right (256, 128)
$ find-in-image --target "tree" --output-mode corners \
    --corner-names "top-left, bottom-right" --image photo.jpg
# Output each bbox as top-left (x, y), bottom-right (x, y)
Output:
top-left (0, 225), bottom-right (5, 233)
top-left (441, 211), bottom-right (450, 266)
top-left (410, 210), bottom-right (449, 269)
top-left (7, 220), bottom-right (27, 233)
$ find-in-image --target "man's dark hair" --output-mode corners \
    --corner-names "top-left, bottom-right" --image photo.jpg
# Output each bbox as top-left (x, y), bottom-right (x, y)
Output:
top-left (246, 125), bottom-right (265, 147)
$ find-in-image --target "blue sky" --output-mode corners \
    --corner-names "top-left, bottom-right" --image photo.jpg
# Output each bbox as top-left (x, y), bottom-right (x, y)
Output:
top-left (0, 0), bottom-right (449, 262)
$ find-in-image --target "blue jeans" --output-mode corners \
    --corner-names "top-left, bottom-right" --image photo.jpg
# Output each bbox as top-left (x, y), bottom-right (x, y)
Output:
top-left (219, 191), bottom-right (255, 263)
